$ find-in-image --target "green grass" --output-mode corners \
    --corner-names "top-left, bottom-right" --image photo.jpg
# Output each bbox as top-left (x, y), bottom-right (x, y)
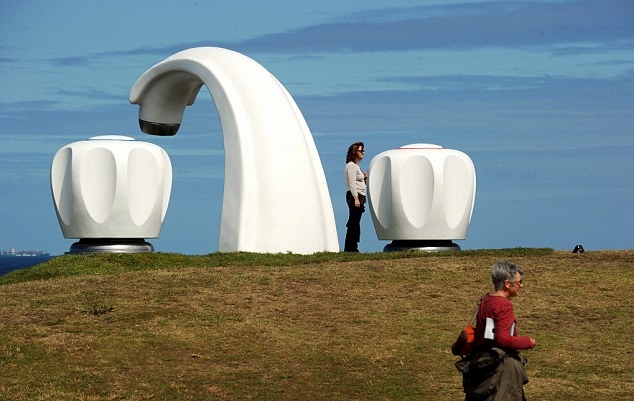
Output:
top-left (0, 248), bottom-right (553, 285)
top-left (0, 248), bottom-right (631, 400)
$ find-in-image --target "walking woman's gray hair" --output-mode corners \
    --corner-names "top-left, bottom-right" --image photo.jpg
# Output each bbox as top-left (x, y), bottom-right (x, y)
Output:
top-left (491, 260), bottom-right (524, 290)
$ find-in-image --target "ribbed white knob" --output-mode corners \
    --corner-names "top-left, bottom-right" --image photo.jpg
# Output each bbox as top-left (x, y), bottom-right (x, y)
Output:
top-left (51, 135), bottom-right (172, 239)
top-left (368, 144), bottom-right (476, 241)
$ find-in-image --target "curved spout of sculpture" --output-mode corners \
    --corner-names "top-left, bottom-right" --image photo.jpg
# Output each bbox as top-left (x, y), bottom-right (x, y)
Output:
top-left (129, 47), bottom-right (338, 254)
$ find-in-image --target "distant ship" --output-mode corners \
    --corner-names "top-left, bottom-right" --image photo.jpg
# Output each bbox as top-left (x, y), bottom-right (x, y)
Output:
top-left (0, 248), bottom-right (50, 257)
top-left (0, 248), bottom-right (53, 276)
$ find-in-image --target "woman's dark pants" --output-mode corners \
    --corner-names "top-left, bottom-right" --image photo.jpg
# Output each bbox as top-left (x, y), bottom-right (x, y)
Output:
top-left (344, 191), bottom-right (365, 252)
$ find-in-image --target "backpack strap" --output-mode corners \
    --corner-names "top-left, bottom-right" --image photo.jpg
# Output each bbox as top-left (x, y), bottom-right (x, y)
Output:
top-left (468, 293), bottom-right (488, 327)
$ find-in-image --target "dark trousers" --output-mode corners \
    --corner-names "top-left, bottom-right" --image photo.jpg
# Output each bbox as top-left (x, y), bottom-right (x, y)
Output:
top-left (344, 191), bottom-right (366, 252)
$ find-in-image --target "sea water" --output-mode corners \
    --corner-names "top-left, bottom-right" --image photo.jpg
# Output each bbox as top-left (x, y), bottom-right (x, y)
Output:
top-left (0, 255), bottom-right (55, 276)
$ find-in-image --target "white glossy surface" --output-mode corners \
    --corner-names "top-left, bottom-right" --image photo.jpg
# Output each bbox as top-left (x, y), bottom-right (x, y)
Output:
top-left (51, 137), bottom-right (172, 238)
top-left (129, 47), bottom-right (338, 254)
top-left (368, 144), bottom-right (476, 240)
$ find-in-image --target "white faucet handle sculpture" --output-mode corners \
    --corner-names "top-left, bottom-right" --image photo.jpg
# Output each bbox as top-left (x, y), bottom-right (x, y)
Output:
top-left (368, 144), bottom-right (476, 252)
top-left (129, 47), bottom-right (338, 254)
top-left (51, 135), bottom-right (172, 253)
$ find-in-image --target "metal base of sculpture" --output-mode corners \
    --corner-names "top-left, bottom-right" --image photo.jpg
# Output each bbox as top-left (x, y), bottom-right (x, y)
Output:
top-left (67, 238), bottom-right (154, 254)
top-left (383, 240), bottom-right (461, 252)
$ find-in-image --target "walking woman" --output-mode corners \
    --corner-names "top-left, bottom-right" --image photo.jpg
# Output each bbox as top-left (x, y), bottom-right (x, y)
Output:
top-left (457, 260), bottom-right (537, 401)
top-left (344, 142), bottom-right (367, 252)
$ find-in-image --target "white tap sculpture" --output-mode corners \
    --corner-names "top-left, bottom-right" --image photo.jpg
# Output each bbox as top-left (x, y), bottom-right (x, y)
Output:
top-left (51, 135), bottom-right (172, 253)
top-left (129, 47), bottom-right (338, 254)
top-left (368, 144), bottom-right (476, 252)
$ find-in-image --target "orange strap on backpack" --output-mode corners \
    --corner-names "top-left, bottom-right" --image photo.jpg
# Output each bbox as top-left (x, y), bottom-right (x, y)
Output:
top-left (451, 294), bottom-right (486, 356)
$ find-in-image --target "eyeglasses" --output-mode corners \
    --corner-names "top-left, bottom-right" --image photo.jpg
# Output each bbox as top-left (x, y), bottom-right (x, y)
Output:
top-left (357, 149), bottom-right (365, 154)
top-left (508, 279), bottom-right (523, 286)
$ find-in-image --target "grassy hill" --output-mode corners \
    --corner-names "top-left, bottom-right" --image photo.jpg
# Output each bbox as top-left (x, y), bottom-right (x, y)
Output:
top-left (0, 249), bottom-right (632, 400)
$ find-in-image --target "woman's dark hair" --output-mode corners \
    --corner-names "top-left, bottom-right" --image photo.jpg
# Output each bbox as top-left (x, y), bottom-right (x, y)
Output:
top-left (346, 142), bottom-right (364, 164)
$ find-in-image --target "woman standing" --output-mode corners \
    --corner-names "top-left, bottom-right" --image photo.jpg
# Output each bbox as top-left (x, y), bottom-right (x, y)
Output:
top-left (459, 260), bottom-right (537, 401)
top-left (344, 142), bottom-right (367, 252)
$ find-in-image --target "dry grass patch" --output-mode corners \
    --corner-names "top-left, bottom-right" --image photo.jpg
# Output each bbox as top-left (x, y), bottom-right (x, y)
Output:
top-left (0, 250), bottom-right (632, 400)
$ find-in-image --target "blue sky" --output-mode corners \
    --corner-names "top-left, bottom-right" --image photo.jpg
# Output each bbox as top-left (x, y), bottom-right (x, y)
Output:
top-left (1, 0), bottom-right (632, 255)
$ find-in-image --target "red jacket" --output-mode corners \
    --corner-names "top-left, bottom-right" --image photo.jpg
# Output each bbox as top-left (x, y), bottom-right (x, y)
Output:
top-left (474, 294), bottom-right (533, 351)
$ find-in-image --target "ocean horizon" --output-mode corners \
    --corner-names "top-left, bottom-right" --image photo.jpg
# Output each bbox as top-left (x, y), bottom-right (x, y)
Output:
top-left (0, 255), bottom-right (56, 276)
